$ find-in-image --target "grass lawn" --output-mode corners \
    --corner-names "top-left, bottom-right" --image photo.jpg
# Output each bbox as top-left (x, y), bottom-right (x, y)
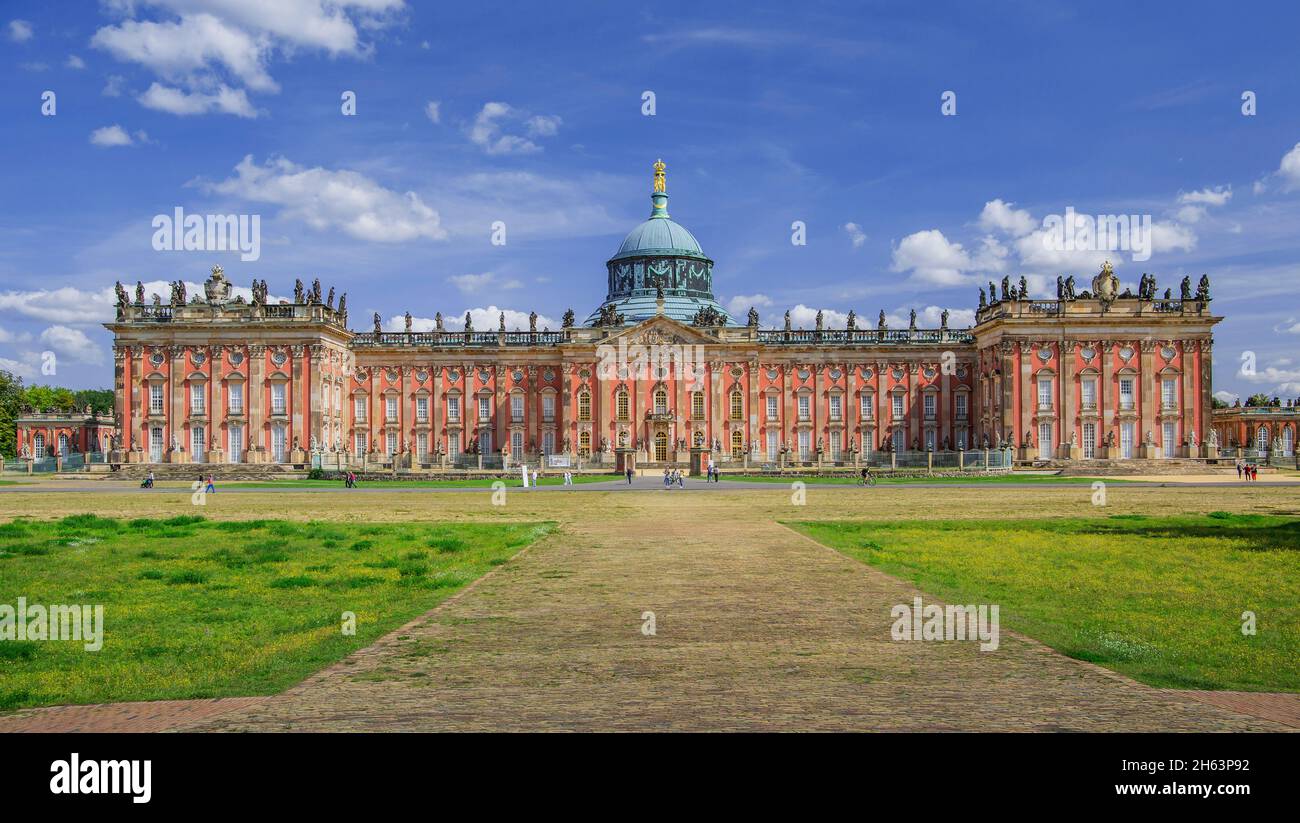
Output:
top-left (0, 514), bottom-right (553, 710)
top-left (790, 513), bottom-right (1300, 692)
top-left (725, 473), bottom-right (1134, 485)
top-left (218, 474), bottom-right (618, 490)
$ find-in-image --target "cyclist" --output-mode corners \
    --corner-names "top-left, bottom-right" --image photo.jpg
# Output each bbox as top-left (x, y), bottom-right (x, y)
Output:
top-left (858, 466), bottom-right (875, 487)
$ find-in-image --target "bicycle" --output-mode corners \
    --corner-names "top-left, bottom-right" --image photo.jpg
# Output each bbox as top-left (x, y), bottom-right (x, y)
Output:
top-left (857, 472), bottom-right (876, 487)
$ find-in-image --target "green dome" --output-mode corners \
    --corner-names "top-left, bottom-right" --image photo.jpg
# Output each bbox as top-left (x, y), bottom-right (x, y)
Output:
top-left (611, 205), bottom-right (706, 261)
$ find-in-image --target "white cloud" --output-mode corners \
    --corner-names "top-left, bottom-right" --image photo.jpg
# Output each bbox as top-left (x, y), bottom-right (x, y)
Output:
top-left (468, 102), bottom-right (560, 155)
top-left (1214, 390), bottom-right (1238, 404)
top-left (885, 305), bottom-right (977, 329)
top-left (726, 293), bottom-right (772, 315)
top-left (8, 19), bottom-right (33, 42)
top-left (138, 82), bottom-right (257, 118)
top-left (890, 229), bottom-right (972, 285)
top-left (424, 100), bottom-right (440, 124)
top-left (388, 307), bottom-right (556, 332)
top-left (1179, 185), bottom-right (1232, 207)
top-left (0, 356), bottom-right (38, 379)
top-left (89, 124), bottom-right (135, 147)
top-left (39, 325), bottom-right (104, 365)
top-left (1276, 317), bottom-right (1300, 335)
top-left (1275, 143), bottom-right (1300, 193)
top-left (525, 114), bottom-right (562, 137)
top-left (90, 1), bottom-right (405, 115)
top-left (785, 304), bottom-right (849, 329)
top-left (0, 279), bottom-right (283, 326)
top-left (66, 54), bottom-right (86, 69)
top-left (978, 199), bottom-right (1036, 237)
top-left (1150, 220), bottom-right (1197, 254)
top-left (0, 324), bottom-right (32, 344)
top-left (205, 154), bottom-right (446, 242)
top-left (842, 222), bottom-right (866, 248)
top-left (447, 273), bottom-right (522, 295)
top-left (102, 74), bottom-right (126, 97)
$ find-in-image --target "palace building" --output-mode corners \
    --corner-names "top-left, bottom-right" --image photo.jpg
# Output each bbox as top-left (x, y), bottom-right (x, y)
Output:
top-left (86, 161), bottom-right (1223, 472)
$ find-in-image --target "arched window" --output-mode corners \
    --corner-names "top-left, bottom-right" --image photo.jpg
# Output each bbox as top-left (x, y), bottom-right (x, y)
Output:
top-left (58, 434), bottom-right (69, 457)
top-left (1258, 425), bottom-right (1270, 456)
top-left (577, 390), bottom-right (591, 422)
top-left (33, 433), bottom-right (45, 459)
top-left (654, 388), bottom-right (668, 414)
top-left (693, 430), bottom-right (705, 447)
top-left (691, 391), bottom-right (705, 419)
top-left (1281, 425), bottom-right (1294, 457)
top-left (578, 430), bottom-right (591, 457)
top-left (731, 430), bottom-right (744, 457)
top-left (616, 388), bottom-right (629, 420)
top-left (654, 431), bottom-right (668, 461)
top-left (729, 390), bottom-right (743, 420)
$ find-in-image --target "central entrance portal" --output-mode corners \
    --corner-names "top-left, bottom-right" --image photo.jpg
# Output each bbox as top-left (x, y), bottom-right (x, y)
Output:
top-left (654, 431), bottom-right (668, 462)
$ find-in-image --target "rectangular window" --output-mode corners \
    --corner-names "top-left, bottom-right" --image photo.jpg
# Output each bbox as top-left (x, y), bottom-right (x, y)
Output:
top-left (190, 383), bottom-right (205, 414)
top-left (228, 425), bottom-right (243, 463)
top-left (862, 431), bottom-right (873, 459)
top-left (829, 395), bottom-right (842, 421)
top-left (191, 425), bottom-right (205, 461)
top-left (448, 434), bottom-right (460, 459)
top-left (892, 394), bottom-right (904, 420)
top-left (1081, 379), bottom-right (1097, 409)
top-left (447, 396), bottom-right (460, 422)
top-left (511, 430), bottom-right (523, 459)
top-left (386, 396), bottom-right (398, 422)
top-left (1120, 422), bottom-right (1135, 459)
top-left (766, 429), bottom-right (779, 461)
top-left (334, 385), bottom-right (340, 412)
top-left (925, 429), bottom-right (936, 452)
top-left (955, 429), bottom-right (966, 450)
top-left (1083, 422), bottom-right (1096, 459)
top-left (1161, 378), bottom-right (1177, 409)
top-left (417, 432), bottom-right (428, 461)
top-left (542, 431), bottom-right (555, 455)
top-left (355, 432), bottom-right (367, 454)
top-left (860, 394), bottom-right (873, 420)
top-left (923, 393), bottom-right (936, 419)
top-left (1163, 421), bottom-right (1177, 458)
top-left (149, 383), bottom-right (164, 414)
top-left (543, 395), bottom-right (555, 422)
top-left (767, 395), bottom-right (778, 421)
top-left (386, 431), bottom-right (397, 457)
top-left (798, 429), bottom-right (811, 461)
top-left (830, 431), bottom-right (842, 460)
top-left (354, 396), bottom-right (366, 422)
top-left (1038, 422), bottom-right (1053, 460)
top-left (578, 393), bottom-right (591, 421)
top-left (692, 392), bottom-right (705, 419)
top-left (798, 395), bottom-right (810, 421)
top-left (1037, 378), bottom-right (1052, 410)
top-left (271, 425), bottom-right (286, 463)
top-left (416, 396), bottom-right (429, 422)
top-left (1119, 378), bottom-right (1135, 410)
top-left (955, 394), bottom-right (968, 419)
top-left (479, 396), bottom-right (491, 421)
top-left (730, 393), bottom-right (743, 420)
top-left (271, 383), bottom-right (286, 415)
top-left (228, 383), bottom-right (243, 414)
top-left (511, 394), bottom-right (524, 423)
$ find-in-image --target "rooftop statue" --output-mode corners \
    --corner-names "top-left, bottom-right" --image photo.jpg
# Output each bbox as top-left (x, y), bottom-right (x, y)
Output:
top-left (653, 158), bottom-right (666, 193)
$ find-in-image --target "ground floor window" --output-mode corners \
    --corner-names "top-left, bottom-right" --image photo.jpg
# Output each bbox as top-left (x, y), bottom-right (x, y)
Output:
top-left (543, 431), bottom-right (555, 455)
top-left (511, 430), bottom-right (523, 460)
top-left (798, 430), bottom-right (810, 461)
top-left (731, 430), bottom-right (744, 459)
top-left (579, 431), bottom-right (591, 458)
top-left (829, 431), bottom-right (842, 461)
top-left (33, 433), bottom-right (45, 459)
top-left (653, 431), bottom-right (666, 462)
top-left (478, 430), bottom-right (492, 456)
top-left (417, 432), bottom-right (428, 462)
top-left (1282, 426), bottom-right (1294, 457)
top-left (1162, 421), bottom-right (1177, 458)
top-left (58, 433), bottom-right (70, 457)
top-left (925, 429), bottom-right (936, 453)
top-left (766, 429), bottom-right (779, 461)
top-left (191, 426), bottom-right (206, 463)
top-left (355, 431), bottom-right (368, 454)
top-left (150, 428), bottom-right (164, 463)
top-left (1083, 423), bottom-right (1096, 459)
top-left (955, 429), bottom-right (966, 450)
top-left (1120, 422), bottom-right (1134, 459)
top-left (387, 431), bottom-right (398, 457)
top-left (448, 434), bottom-right (460, 459)
top-left (862, 431), bottom-right (873, 459)
top-left (1038, 422), bottom-right (1052, 460)
top-left (892, 428), bottom-right (905, 454)
top-left (1257, 425), bottom-right (1269, 457)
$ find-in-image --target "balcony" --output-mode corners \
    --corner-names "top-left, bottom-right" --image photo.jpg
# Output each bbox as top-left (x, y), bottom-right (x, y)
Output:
top-left (645, 410), bottom-right (673, 422)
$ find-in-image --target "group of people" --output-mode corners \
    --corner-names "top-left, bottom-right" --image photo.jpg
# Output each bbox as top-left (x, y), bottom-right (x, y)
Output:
top-left (343, 471), bottom-right (358, 488)
top-left (704, 461), bottom-right (721, 482)
top-left (1235, 461), bottom-right (1261, 481)
top-left (561, 471), bottom-right (576, 485)
top-left (662, 467), bottom-right (686, 488)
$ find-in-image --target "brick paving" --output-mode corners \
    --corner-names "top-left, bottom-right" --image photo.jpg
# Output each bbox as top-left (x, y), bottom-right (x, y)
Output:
top-left (1, 486), bottom-right (1294, 732)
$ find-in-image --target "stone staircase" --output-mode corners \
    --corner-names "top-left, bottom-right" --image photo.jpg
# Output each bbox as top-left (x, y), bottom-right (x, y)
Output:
top-left (1052, 458), bottom-right (1264, 476)
top-left (86, 463), bottom-right (307, 482)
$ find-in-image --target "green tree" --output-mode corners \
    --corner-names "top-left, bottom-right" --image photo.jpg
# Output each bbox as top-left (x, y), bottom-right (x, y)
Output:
top-left (0, 370), bottom-right (23, 459)
top-left (1245, 393), bottom-right (1272, 407)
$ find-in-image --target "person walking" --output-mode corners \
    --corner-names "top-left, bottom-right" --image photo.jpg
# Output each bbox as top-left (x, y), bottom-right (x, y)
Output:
top-left (677, 468), bottom-right (685, 488)
top-left (626, 466), bottom-right (633, 484)
top-left (1236, 460), bottom-right (1243, 480)
top-left (205, 474), bottom-right (216, 494)
top-left (663, 467), bottom-right (670, 488)
top-left (145, 470), bottom-right (155, 489)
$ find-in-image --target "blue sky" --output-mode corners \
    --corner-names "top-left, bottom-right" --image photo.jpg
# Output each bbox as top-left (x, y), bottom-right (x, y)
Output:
top-left (1, 0), bottom-right (1298, 399)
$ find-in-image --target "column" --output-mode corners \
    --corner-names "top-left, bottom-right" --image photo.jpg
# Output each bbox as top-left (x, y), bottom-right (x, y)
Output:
top-left (249, 346), bottom-right (266, 458)
top-left (1140, 340), bottom-right (1155, 448)
top-left (1061, 339), bottom-right (1075, 449)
